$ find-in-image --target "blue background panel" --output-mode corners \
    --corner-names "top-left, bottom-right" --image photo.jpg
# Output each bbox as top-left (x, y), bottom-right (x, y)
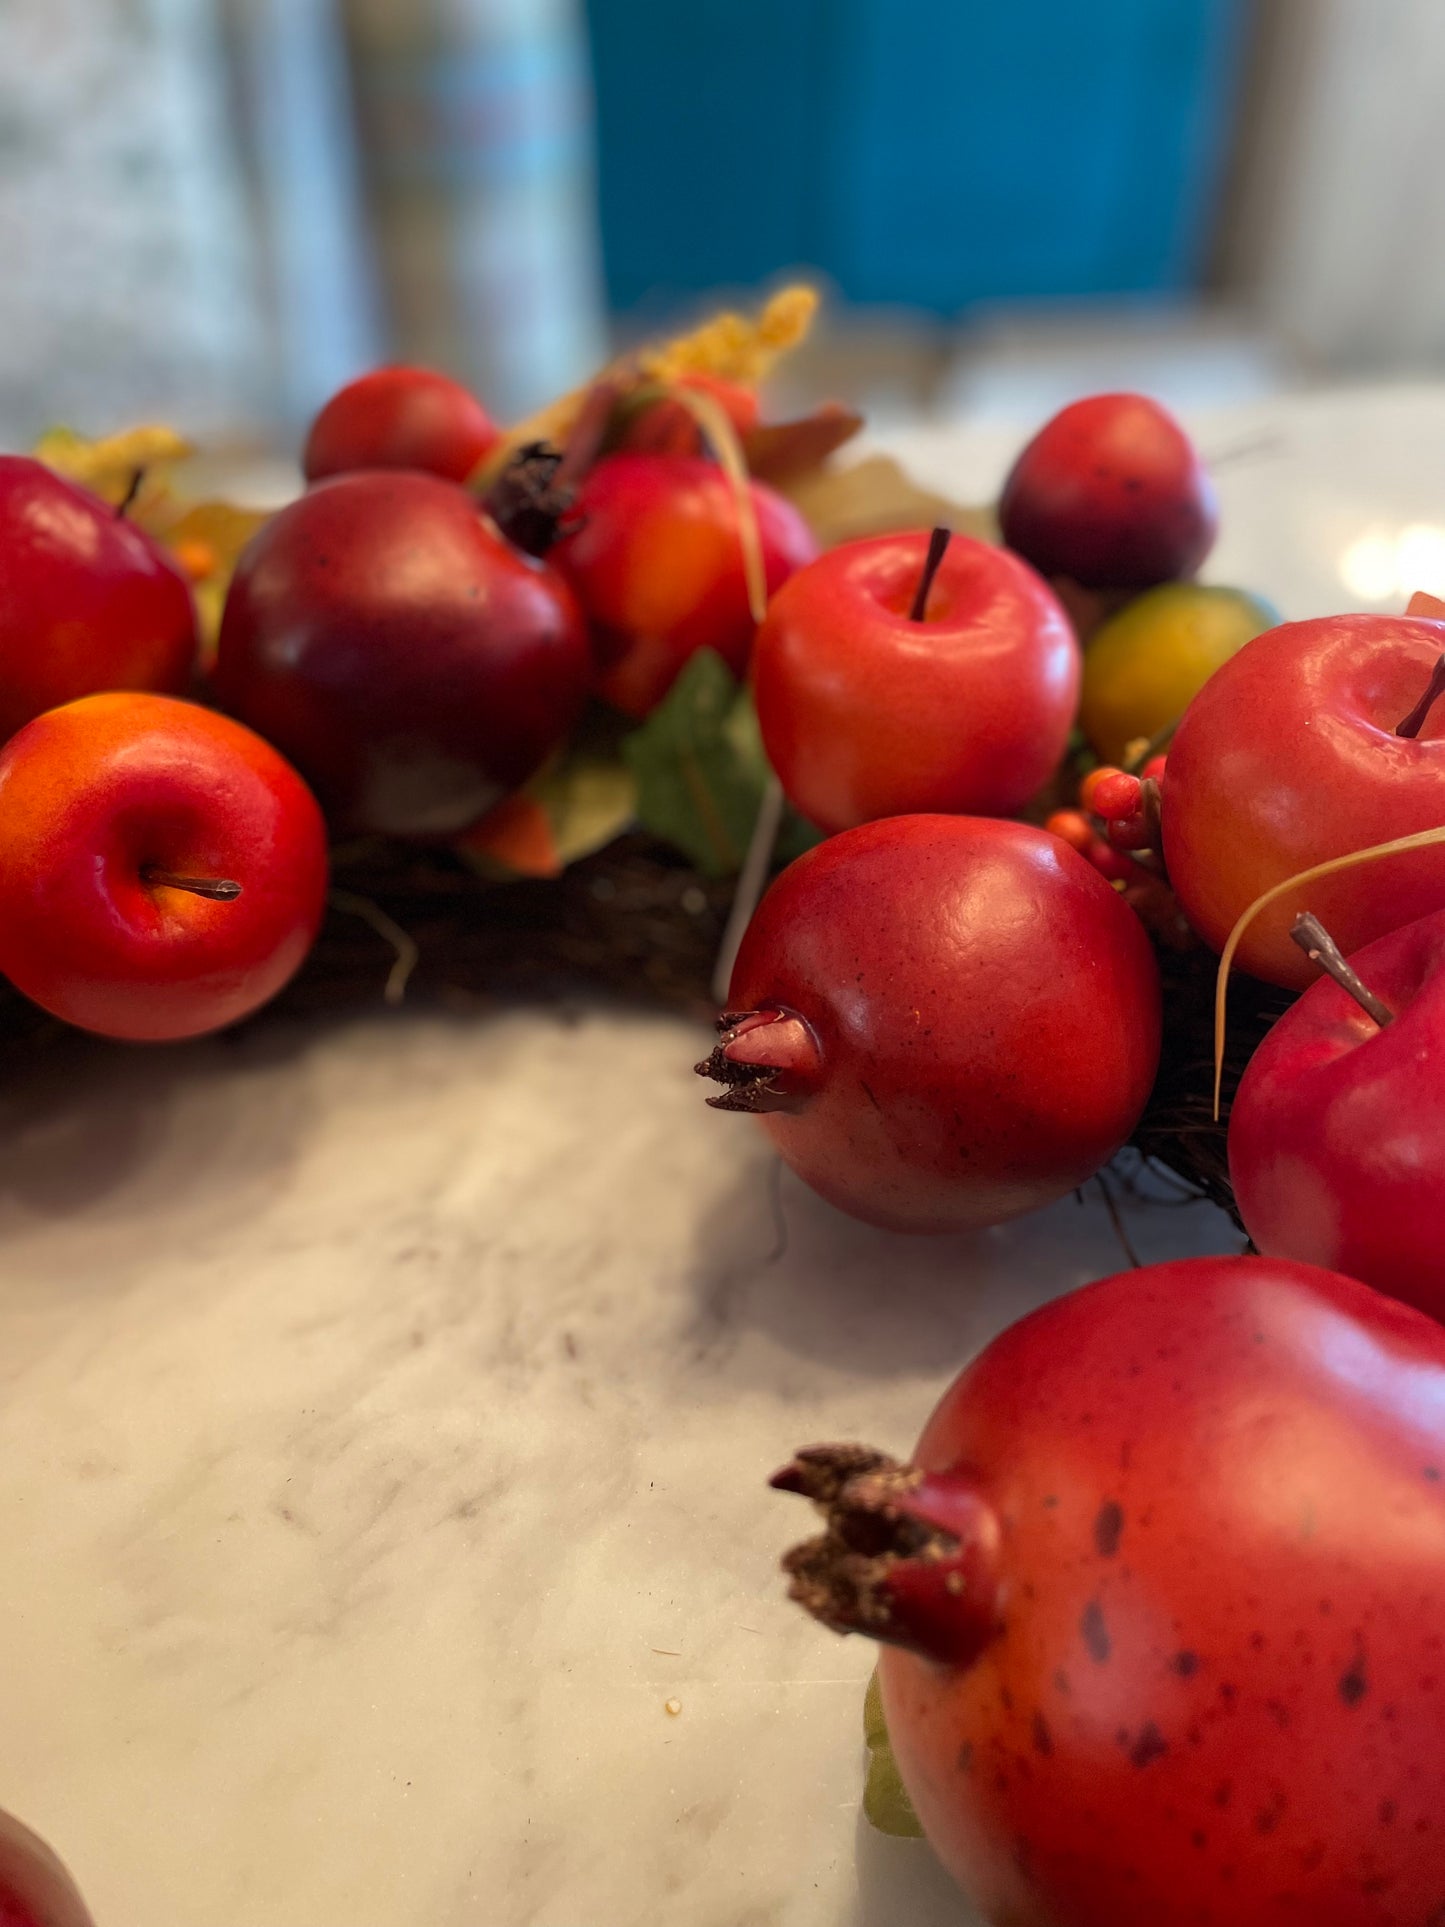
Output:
top-left (585, 0), bottom-right (1248, 315)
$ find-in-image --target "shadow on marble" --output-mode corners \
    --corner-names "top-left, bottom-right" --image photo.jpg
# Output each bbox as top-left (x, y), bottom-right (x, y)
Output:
top-left (0, 1023), bottom-right (321, 1237)
top-left (848, 1807), bottom-right (980, 1926)
top-left (681, 1150), bottom-right (1168, 1387)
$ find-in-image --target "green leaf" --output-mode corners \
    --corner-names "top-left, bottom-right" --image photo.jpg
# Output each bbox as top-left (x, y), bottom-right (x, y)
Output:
top-left (622, 650), bottom-right (819, 877)
top-left (862, 1668), bottom-right (924, 1838)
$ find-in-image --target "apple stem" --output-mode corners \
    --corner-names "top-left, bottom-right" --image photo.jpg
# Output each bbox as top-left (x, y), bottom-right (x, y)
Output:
top-left (1290, 913), bottom-right (1393, 1026)
top-left (142, 867), bottom-right (243, 903)
top-left (908, 526), bottom-right (952, 622)
top-left (1395, 653), bottom-right (1445, 738)
top-left (114, 467), bottom-right (145, 521)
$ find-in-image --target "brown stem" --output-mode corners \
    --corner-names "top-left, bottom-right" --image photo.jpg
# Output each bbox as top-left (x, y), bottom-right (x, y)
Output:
top-left (552, 377), bottom-right (623, 492)
top-left (115, 467), bottom-right (145, 521)
top-left (1123, 712), bottom-right (1181, 773)
top-left (1290, 913), bottom-right (1393, 1026)
top-left (1395, 653), bottom-right (1445, 738)
top-left (142, 867), bottom-right (243, 902)
top-left (771, 1444), bottom-right (1001, 1666)
top-left (908, 526), bottom-right (952, 621)
top-left (696, 1006), bottom-right (823, 1114)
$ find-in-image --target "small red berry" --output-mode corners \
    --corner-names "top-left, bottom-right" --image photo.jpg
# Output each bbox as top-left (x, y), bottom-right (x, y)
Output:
top-left (1141, 753), bottom-right (1169, 786)
top-left (1081, 766), bottom-right (1141, 820)
top-left (1086, 839), bottom-right (1140, 883)
top-left (1044, 808), bottom-right (1095, 853)
top-left (1106, 810), bottom-right (1154, 851)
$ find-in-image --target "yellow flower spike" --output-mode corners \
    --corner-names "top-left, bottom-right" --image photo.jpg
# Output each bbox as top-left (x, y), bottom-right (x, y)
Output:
top-left (1212, 823), bottom-right (1445, 1118)
top-left (474, 284), bottom-right (821, 488)
top-left (32, 423), bottom-right (194, 505)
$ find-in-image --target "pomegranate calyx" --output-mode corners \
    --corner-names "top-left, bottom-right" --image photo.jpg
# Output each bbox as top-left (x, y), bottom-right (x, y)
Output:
top-left (482, 442), bottom-right (573, 556)
top-left (695, 1007), bottom-right (822, 1114)
top-left (772, 1443), bottom-right (1002, 1667)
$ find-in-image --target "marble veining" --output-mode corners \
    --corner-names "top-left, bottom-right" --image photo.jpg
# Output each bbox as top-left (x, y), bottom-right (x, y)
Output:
top-left (0, 1002), bottom-right (1232, 1927)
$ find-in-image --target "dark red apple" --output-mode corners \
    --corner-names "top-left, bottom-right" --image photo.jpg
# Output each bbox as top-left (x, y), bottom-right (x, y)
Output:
top-left (1229, 906), bottom-right (1445, 1319)
top-left (0, 456), bottom-right (196, 742)
top-left (303, 365), bottom-right (502, 484)
top-left (214, 470), bottom-right (589, 837)
top-left (999, 393), bottom-right (1217, 590)
top-left (751, 527), bottom-right (1079, 832)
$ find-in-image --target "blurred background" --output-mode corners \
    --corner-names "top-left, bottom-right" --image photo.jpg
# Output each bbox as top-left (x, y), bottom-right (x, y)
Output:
top-left (0, 0), bottom-right (1439, 450)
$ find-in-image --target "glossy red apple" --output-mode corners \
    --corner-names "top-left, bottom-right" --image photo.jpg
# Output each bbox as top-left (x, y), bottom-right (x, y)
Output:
top-left (1164, 613), bottom-right (1445, 988)
top-left (1229, 907), bottom-right (1445, 1318)
top-left (752, 526), bottom-right (1079, 832)
top-left (303, 365), bottom-right (502, 484)
top-left (698, 813), bottom-right (1161, 1232)
top-left (0, 692), bottom-right (328, 1040)
top-left (999, 393), bottom-right (1217, 590)
top-left (550, 451), bottom-right (818, 716)
top-left (0, 456), bottom-right (197, 742)
top-left (215, 469), bottom-right (589, 836)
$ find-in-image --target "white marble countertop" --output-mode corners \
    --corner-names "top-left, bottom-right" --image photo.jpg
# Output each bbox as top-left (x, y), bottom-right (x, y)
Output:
top-left (2, 388), bottom-right (1442, 1926)
top-left (0, 1007), bottom-right (1234, 1927)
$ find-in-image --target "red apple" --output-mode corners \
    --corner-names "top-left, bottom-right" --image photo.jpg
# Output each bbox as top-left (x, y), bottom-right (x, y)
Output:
top-left (550, 451), bottom-right (818, 717)
top-left (751, 527), bottom-right (1079, 832)
top-left (1163, 613), bottom-right (1445, 987)
top-left (214, 470), bottom-right (590, 837)
top-left (303, 365), bottom-right (502, 484)
top-left (999, 393), bottom-right (1217, 590)
top-left (0, 456), bottom-right (197, 742)
top-left (1229, 907), bottom-right (1445, 1318)
top-left (0, 692), bottom-right (328, 1040)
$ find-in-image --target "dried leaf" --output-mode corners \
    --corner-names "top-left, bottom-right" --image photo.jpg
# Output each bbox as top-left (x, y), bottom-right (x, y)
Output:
top-left (862, 1669), bottom-right (924, 1838)
top-left (474, 284), bottom-right (822, 487)
top-left (458, 750), bottom-right (638, 879)
top-left (742, 402), bottom-right (865, 483)
top-left (782, 453), bottom-right (993, 549)
top-left (155, 499), bottom-right (271, 660)
top-left (622, 651), bottom-right (817, 878)
top-left (33, 422), bottom-right (194, 507)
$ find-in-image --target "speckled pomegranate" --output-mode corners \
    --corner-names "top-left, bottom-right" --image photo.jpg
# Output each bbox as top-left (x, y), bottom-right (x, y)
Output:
top-left (774, 1256), bottom-right (1445, 1926)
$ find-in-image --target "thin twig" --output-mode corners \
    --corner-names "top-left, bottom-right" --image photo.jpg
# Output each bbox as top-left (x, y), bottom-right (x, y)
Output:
top-left (1096, 1169), bottom-right (1142, 1269)
top-left (765, 1156), bottom-right (790, 1265)
top-left (711, 776), bottom-right (785, 1005)
top-left (327, 890), bottom-right (420, 1006)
